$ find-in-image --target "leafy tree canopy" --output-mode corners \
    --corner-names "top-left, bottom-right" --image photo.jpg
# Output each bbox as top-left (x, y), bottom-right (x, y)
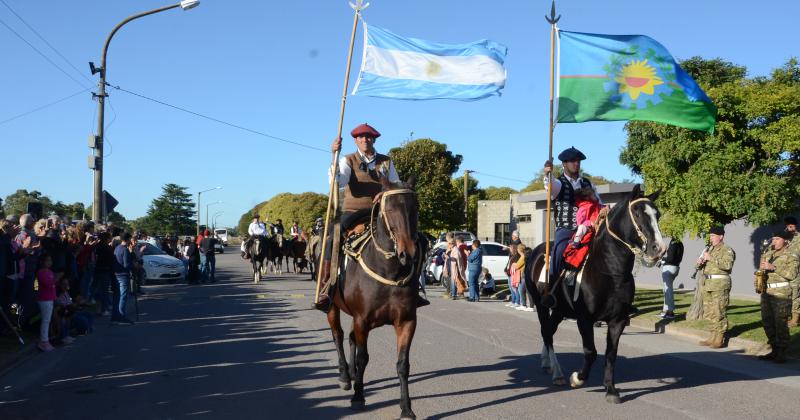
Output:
top-left (237, 192), bottom-right (327, 237)
top-left (3, 189), bottom-right (88, 220)
top-left (620, 57), bottom-right (800, 237)
top-left (389, 138), bottom-right (464, 233)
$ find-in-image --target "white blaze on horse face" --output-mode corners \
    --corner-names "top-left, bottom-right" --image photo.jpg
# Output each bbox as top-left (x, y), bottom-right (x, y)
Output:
top-left (644, 203), bottom-right (666, 255)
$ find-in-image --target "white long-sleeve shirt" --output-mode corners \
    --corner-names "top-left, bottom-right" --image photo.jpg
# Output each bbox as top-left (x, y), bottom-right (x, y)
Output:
top-left (248, 222), bottom-right (269, 237)
top-left (329, 150), bottom-right (401, 186)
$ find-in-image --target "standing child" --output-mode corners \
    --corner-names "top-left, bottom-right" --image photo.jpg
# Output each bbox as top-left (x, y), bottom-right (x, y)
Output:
top-left (36, 254), bottom-right (57, 352)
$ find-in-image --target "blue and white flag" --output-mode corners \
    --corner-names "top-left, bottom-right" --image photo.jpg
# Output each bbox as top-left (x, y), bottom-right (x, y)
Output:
top-left (352, 24), bottom-right (508, 101)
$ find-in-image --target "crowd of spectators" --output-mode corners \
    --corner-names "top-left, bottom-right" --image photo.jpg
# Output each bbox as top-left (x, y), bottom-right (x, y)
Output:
top-left (0, 213), bottom-right (145, 352)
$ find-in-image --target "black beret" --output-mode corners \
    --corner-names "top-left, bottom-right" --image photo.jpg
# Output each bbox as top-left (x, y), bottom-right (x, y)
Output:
top-left (557, 146), bottom-right (586, 162)
top-left (785, 216), bottom-right (798, 226)
top-left (773, 230), bottom-right (793, 240)
top-left (709, 226), bottom-right (725, 235)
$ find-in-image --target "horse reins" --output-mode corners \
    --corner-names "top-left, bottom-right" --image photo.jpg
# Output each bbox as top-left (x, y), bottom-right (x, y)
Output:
top-left (344, 189), bottom-right (419, 287)
top-left (600, 197), bottom-right (653, 257)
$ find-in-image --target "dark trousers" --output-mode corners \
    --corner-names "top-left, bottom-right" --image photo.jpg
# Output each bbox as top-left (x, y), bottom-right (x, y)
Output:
top-left (549, 228), bottom-right (575, 283)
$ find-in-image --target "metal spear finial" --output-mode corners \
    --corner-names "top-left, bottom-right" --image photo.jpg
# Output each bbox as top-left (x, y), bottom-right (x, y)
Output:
top-left (349, 0), bottom-right (370, 12)
top-left (545, 0), bottom-right (561, 24)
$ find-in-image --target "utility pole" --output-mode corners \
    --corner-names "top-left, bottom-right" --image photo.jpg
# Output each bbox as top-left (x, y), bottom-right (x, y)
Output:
top-left (464, 169), bottom-right (473, 230)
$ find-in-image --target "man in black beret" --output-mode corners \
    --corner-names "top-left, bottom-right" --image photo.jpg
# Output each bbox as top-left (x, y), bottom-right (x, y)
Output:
top-left (542, 146), bottom-right (600, 286)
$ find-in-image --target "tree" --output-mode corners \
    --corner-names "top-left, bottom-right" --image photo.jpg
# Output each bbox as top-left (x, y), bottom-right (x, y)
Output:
top-left (237, 192), bottom-right (328, 236)
top-left (619, 57), bottom-right (800, 238)
top-left (2, 189), bottom-right (53, 216)
top-left (389, 138), bottom-right (463, 233)
top-left (483, 186), bottom-right (517, 200)
top-left (142, 184), bottom-right (196, 235)
top-left (452, 174), bottom-right (483, 233)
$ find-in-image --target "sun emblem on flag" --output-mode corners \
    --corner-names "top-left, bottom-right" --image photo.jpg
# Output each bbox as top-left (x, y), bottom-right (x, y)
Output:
top-left (603, 53), bottom-right (674, 109)
top-left (425, 60), bottom-right (442, 77)
top-left (615, 59), bottom-right (663, 100)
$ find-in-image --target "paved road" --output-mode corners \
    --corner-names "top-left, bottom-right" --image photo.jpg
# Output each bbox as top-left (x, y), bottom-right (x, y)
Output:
top-left (1, 251), bottom-right (799, 419)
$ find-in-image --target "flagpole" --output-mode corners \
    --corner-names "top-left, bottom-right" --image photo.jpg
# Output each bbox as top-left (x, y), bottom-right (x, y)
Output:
top-left (315, 0), bottom-right (366, 305)
top-left (543, 1), bottom-right (560, 292)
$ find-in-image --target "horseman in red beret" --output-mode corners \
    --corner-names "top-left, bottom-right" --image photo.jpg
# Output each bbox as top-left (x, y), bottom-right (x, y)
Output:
top-left (315, 123), bottom-right (429, 311)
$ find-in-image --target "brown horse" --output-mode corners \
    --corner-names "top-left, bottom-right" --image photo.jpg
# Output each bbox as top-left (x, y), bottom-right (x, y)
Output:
top-left (326, 176), bottom-right (426, 420)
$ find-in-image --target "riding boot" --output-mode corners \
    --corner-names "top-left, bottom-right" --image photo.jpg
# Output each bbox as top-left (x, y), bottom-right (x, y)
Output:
top-left (314, 260), bottom-right (332, 312)
top-left (699, 332), bottom-right (716, 347)
top-left (416, 291), bottom-right (430, 307)
top-left (788, 313), bottom-right (800, 328)
top-left (708, 332), bottom-right (726, 349)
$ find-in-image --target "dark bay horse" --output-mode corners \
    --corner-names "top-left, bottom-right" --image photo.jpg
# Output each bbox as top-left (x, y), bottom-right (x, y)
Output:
top-left (326, 176), bottom-right (426, 420)
top-left (248, 236), bottom-right (269, 283)
top-left (524, 185), bottom-right (666, 404)
top-left (284, 238), bottom-right (307, 273)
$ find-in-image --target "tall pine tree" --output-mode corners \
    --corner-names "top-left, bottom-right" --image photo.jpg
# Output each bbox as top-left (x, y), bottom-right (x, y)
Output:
top-left (142, 184), bottom-right (196, 235)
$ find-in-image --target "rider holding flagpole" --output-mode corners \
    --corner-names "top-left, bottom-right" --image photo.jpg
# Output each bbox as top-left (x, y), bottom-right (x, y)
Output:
top-left (315, 122), bottom-right (429, 311)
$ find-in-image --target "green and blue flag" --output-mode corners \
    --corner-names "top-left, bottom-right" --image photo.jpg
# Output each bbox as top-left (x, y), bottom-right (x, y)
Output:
top-left (557, 31), bottom-right (716, 132)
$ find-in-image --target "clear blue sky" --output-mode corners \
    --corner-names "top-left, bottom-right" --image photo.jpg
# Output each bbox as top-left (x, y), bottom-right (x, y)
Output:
top-left (1, 0), bottom-right (797, 229)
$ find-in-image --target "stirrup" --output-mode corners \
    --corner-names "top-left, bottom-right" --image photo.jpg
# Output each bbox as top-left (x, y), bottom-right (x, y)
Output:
top-left (416, 294), bottom-right (430, 307)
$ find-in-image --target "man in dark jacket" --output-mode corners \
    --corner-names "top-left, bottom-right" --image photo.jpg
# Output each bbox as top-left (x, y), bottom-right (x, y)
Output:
top-left (112, 233), bottom-right (134, 325)
top-left (660, 239), bottom-right (684, 319)
top-left (200, 231), bottom-right (218, 283)
top-left (185, 237), bottom-right (200, 284)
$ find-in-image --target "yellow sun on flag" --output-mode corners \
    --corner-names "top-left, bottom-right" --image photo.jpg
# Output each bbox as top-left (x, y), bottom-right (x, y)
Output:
top-left (615, 59), bottom-right (663, 100)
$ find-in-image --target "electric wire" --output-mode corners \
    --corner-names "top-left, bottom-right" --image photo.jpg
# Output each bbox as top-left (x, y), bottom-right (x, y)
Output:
top-left (0, 16), bottom-right (90, 89)
top-left (0, 0), bottom-right (93, 85)
top-left (106, 83), bottom-right (330, 153)
top-left (469, 171), bottom-right (528, 184)
top-left (0, 88), bottom-right (90, 126)
top-left (104, 97), bottom-right (117, 158)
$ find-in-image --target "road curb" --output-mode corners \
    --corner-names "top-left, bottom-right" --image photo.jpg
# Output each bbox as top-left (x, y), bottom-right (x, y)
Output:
top-left (628, 316), bottom-right (769, 356)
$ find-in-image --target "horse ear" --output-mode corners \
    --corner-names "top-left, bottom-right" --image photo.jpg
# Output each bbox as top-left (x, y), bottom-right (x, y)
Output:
top-left (630, 184), bottom-right (643, 199)
top-left (405, 174), bottom-right (417, 190)
top-left (379, 173), bottom-right (393, 191)
top-left (647, 189), bottom-right (661, 202)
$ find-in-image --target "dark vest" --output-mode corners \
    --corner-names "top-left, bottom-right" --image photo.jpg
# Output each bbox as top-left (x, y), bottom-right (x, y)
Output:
top-left (343, 152), bottom-right (391, 213)
top-left (553, 174), bottom-right (593, 230)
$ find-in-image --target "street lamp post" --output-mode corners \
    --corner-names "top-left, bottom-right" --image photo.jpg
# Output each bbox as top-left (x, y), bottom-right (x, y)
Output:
top-left (197, 186), bottom-right (221, 236)
top-left (89, 0), bottom-right (201, 222)
top-left (206, 201), bottom-right (222, 229)
top-left (212, 211), bottom-right (224, 230)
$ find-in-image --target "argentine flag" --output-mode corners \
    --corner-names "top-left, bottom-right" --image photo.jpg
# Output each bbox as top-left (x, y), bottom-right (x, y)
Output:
top-left (352, 24), bottom-right (508, 101)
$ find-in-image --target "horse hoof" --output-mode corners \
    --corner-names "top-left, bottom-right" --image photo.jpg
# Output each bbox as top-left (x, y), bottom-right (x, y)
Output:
top-left (339, 380), bottom-right (351, 391)
top-left (350, 400), bottom-right (366, 411)
top-left (606, 393), bottom-right (622, 404)
top-left (400, 414), bottom-right (417, 420)
top-left (553, 376), bottom-right (567, 386)
top-left (569, 372), bottom-right (584, 388)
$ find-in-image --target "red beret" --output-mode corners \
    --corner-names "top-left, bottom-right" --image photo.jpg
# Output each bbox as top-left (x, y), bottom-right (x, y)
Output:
top-left (351, 123), bottom-right (381, 139)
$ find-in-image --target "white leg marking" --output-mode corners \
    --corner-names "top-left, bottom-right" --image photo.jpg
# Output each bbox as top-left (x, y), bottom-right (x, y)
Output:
top-left (541, 344), bottom-right (551, 369)
top-left (550, 347), bottom-right (565, 384)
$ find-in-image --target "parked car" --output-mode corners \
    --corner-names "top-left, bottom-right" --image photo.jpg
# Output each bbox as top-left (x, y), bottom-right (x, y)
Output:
top-left (434, 231), bottom-right (476, 248)
top-left (214, 241), bottom-right (225, 254)
top-left (424, 241), bottom-right (509, 287)
top-left (138, 242), bottom-right (186, 283)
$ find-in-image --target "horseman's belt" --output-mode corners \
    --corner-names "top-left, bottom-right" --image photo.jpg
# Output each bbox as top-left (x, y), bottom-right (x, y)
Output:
top-left (706, 274), bottom-right (730, 279)
top-left (767, 282), bottom-right (790, 288)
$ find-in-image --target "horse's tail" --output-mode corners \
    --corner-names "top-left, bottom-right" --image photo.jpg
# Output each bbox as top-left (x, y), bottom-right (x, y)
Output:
top-left (524, 242), bottom-right (550, 304)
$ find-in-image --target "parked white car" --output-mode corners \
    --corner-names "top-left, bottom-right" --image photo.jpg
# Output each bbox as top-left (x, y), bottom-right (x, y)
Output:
top-left (425, 241), bottom-right (509, 285)
top-left (139, 242), bottom-right (186, 283)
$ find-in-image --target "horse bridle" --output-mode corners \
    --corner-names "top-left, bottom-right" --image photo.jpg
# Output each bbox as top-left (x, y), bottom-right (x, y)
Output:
top-left (600, 197), bottom-right (653, 257)
top-left (344, 189), bottom-right (418, 287)
top-left (370, 189), bottom-right (416, 260)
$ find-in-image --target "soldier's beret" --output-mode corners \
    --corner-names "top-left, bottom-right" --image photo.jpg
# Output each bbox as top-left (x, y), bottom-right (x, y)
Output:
top-left (351, 123), bottom-right (381, 139)
top-left (773, 230), bottom-right (793, 240)
top-left (785, 216), bottom-right (798, 226)
top-left (709, 226), bottom-right (725, 235)
top-left (557, 146), bottom-right (586, 162)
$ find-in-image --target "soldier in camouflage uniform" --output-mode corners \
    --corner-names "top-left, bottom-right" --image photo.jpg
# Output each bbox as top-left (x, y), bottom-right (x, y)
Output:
top-left (696, 226), bottom-right (735, 349)
top-left (783, 216), bottom-right (800, 327)
top-left (757, 230), bottom-right (799, 363)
